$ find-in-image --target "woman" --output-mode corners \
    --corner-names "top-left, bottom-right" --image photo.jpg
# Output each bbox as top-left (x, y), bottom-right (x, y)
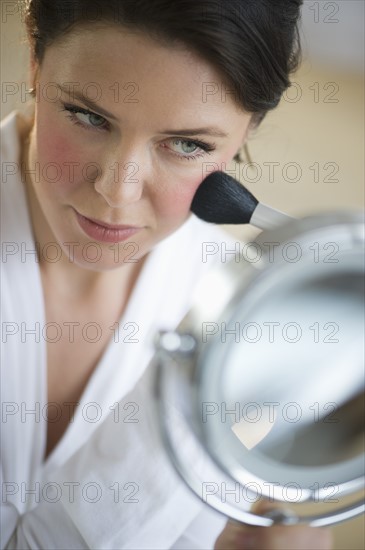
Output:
top-left (1, 0), bottom-right (332, 548)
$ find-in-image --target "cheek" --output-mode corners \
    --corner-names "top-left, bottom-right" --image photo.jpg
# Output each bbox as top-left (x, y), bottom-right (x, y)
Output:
top-left (154, 149), bottom-right (238, 224)
top-left (154, 173), bottom-right (202, 223)
top-left (36, 112), bottom-right (90, 197)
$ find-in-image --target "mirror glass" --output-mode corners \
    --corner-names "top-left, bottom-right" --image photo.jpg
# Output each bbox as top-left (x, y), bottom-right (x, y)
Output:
top-left (197, 251), bottom-right (364, 497)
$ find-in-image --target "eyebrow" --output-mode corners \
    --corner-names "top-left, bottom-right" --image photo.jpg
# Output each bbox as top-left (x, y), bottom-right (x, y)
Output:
top-left (56, 84), bottom-right (118, 120)
top-left (159, 128), bottom-right (228, 138)
top-left (56, 83), bottom-right (228, 138)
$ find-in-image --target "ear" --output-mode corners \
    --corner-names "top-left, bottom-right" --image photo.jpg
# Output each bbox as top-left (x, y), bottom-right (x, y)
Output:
top-left (29, 52), bottom-right (40, 92)
top-left (233, 142), bottom-right (253, 164)
top-left (234, 116), bottom-right (254, 163)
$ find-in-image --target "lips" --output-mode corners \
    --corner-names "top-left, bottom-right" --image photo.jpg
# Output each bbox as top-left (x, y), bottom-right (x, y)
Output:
top-left (74, 209), bottom-right (143, 243)
top-left (80, 213), bottom-right (139, 230)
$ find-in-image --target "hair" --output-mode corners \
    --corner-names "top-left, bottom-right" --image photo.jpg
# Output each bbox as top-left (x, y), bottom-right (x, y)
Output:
top-left (21, 0), bottom-right (303, 161)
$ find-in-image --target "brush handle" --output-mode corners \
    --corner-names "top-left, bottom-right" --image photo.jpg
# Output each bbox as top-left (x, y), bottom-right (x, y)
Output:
top-left (250, 202), bottom-right (295, 231)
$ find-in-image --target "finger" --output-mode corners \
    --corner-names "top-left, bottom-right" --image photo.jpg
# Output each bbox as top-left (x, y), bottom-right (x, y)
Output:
top-left (214, 509), bottom-right (333, 550)
top-left (234, 524), bottom-right (333, 550)
top-left (250, 498), bottom-right (286, 516)
top-left (247, 501), bottom-right (332, 549)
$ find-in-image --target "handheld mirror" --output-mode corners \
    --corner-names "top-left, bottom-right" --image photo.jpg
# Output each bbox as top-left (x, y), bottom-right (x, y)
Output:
top-left (153, 211), bottom-right (364, 527)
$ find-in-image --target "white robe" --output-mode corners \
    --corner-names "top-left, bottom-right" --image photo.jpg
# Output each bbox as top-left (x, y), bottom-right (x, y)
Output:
top-left (0, 111), bottom-right (242, 549)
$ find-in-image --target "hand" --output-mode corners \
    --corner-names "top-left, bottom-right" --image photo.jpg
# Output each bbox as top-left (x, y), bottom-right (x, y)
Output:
top-left (214, 501), bottom-right (333, 550)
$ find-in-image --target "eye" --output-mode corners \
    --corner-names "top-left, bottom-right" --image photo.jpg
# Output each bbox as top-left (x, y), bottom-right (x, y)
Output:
top-left (59, 103), bottom-right (109, 131)
top-left (172, 139), bottom-right (199, 154)
top-left (167, 138), bottom-right (216, 160)
top-left (77, 111), bottom-right (105, 128)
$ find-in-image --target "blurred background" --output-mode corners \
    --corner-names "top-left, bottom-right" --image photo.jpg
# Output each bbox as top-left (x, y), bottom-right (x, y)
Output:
top-left (1, 0), bottom-right (364, 547)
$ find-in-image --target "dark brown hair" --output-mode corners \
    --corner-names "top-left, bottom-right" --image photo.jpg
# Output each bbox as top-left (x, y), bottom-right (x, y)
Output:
top-left (21, 0), bottom-right (303, 159)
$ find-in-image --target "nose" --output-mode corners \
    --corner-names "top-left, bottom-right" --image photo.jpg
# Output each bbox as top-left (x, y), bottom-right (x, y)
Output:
top-left (94, 150), bottom-right (145, 207)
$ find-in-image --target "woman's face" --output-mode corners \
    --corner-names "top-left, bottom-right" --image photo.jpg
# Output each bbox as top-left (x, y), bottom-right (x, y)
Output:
top-left (28, 24), bottom-right (252, 270)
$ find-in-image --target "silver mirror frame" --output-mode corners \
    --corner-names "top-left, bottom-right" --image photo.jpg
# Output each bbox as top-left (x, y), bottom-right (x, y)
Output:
top-left (153, 211), bottom-right (365, 527)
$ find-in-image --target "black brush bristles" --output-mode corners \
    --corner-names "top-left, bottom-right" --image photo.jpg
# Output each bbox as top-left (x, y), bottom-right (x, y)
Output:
top-left (190, 171), bottom-right (259, 225)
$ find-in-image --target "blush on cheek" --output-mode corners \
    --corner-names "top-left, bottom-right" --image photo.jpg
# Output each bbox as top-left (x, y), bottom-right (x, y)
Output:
top-left (162, 152), bottom-right (238, 221)
top-left (37, 125), bottom-right (90, 194)
top-left (159, 175), bottom-right (203, 221)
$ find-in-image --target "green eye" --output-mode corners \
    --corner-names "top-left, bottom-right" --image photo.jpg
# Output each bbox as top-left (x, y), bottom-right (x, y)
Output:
top-left (172, 139), bottom-right (199, 154)
top-left (60, 102), bottom-right (109, 131)
top-left (88, 113), bottom-right (105, 127)
top-left (167, 137), bottom-right (216, 161)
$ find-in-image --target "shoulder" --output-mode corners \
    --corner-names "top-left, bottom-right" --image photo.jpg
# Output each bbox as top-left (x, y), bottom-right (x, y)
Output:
top-left (1, 109), bottom-right (34, 166)
top-left (1, 111), bottom-right (35, 265)
top-left (1, 110), bottom-right (21, 164)
top-left (1, 110), bottom-right (25, 211)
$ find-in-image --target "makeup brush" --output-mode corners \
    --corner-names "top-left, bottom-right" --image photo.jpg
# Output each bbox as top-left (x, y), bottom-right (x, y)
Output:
top-left (191, 171), bottom-right (294, 231)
